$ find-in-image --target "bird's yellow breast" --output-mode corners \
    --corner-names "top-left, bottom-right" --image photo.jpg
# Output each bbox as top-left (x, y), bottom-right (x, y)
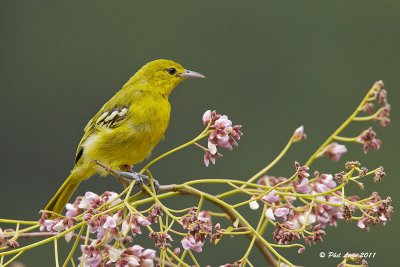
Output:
top-left (79, 92), bottom-right (171, 175)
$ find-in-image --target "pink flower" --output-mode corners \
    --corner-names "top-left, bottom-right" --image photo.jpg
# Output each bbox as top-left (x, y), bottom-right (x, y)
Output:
top-left (149, 232), bottom-right (173, 249)
top-left (201, 110), bottom-right (242, 166)
top-left (80, 244), bottom-right (102, 267)
top-left (52, 220), bottom-right (67, 232)
top-left (215, 115), bottom-right (232, 129)
top-left (313, 196), bottom-right (343, 227)
top-left (0, 228), bottom-right (4, 247)
top-left (202, 110), bottom-right (213, 125)
top-left (103, 216), bottom-right (117, 229)
top-left (208, 141), bottom-right (218, 155)
top-left (313, 174), bottom-right (336, 193)
top-left (121, 245), bottom-right (156, 267)
top-left (373, 80), bottom-right (387, 104)
top-left (181, 235), bottom-right (204, 253)
top-left (304, 224), bottom-right (326, 245)
top-left (321, 174), bottom-right (336, 188)
top-left (297, 213), bottom-right (316, 227)
top-left (39, 219), bottom-right (58, 232)
top-left (357, 219), bottom-right (366, 229)
top-left (295, 161), bottom-right (310, 180)
top-left (102, 191), bottom-right (122, 206)
top-left (198, 211), bottom-right (212, 222)
top-left (96, 227), bottom-right (118, 244)
top-left (273, 224), bottom-right (300, 245)
top-left (137, 216), bottom-right (151, 226)
top-left (363, 103), bottom-right (375, 114)
top-left (203, 151), bottom-right (222, 167)
top-left (293, 178), bottom-right (311, 193)
top-left (292, 125), bottom-right (307, 143)
top-left (107, 247), bottom-right (123, 263)
top-left (288, 212), bottom-right (317, 230)
top-left (322, 143), bottom-right (347, 161)
top-left (262, 190), bottom-right (279, 204)
top-left (274, 207), bottom-right (290, 218)
top-left (142, 248), bottom-right (156, 260)
top-left (357, 127), bottom-right (382, 153)
top-left (66, 203), bottom-right (81, 217)
top-left (78, 192), bottom-right (101, 210)
top-left (84, 254), bottom-right (102, 267)
top-left (374, 104), bottom-right (390, 127)
top-left (265, 208), bottom-right (275, 220)
top-left (122, 215), bottom-right (151, 236)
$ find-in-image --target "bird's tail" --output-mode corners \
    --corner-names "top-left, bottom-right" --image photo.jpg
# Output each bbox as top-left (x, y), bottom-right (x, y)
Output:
top-left (45, 172), bottom-right (82, 215)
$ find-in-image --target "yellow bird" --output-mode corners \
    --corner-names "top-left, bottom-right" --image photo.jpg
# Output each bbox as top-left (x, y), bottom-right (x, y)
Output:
top-left (45, 59), bottom-right (205, 214)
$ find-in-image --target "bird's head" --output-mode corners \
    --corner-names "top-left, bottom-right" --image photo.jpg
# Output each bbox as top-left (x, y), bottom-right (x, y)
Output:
top-left (125, 59), bottom-right (205, 96)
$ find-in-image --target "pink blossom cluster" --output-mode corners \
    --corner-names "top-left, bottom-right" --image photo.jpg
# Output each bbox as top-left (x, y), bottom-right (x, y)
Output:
top-left (357, 127), bottom-right (382, 154)
top-left (180, 207), bottom-right (213, 253)
top-left (80, 242), bottom-right (156, 267)
top-left (39, 215), bottom-right (76, 242)
top-left (356, 193), bottom-right (393, 231)
top-left (317, 82), bottom-right (390, 162)
top-left (64, 191), bottom-right (122, 218)
top-left (39, 191), bottom-right (160, 267)
top-left (370, 80), bottom-right (390, 127)
top-left (38, 191), bottom-right (224, 265)
top-left (202, 110), bottom-right (242, 166)
top-left (254, 162), bottom-right (393, 247)
top-left (0, 227), bottom-right (19, 249)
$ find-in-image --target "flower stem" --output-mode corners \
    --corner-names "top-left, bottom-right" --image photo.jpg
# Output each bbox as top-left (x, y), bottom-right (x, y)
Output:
top-left (241, 205), bottom-right (267, 265)
top-left (140, 132), bottom-right (209, 174)
top-left (63, 225), bottom-right (85, 267)
top-left (188, 249), bottom-right (200, 267)
top-left (333, 136), bottom-right (359, 142)
top-left (1, 251), bottom-right (23, 267)
top-left (54, 238), bottom-right (60, 267)
top-left (0, 219), bottom-right (37, 225)
top-left (305, 83), bottom-right (379, 166)
top-left (0, 222), bottom-right (86, 257)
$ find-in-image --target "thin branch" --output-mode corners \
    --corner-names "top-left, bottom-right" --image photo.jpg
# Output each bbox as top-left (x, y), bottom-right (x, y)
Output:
top-left (163, 184), bottom-right (278, 266)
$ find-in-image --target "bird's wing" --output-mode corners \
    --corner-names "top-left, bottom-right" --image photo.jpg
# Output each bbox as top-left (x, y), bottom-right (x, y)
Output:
top-left (74, 105), bottom-right (129, 164)
top-left (84, 106), bottom-right (129, 131)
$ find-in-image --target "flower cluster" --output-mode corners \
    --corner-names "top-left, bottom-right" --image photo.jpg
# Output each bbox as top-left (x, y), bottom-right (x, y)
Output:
top-left (357, 127), bottom-right (382, 154)
top-left (180, 207), bottom-right (213, 253)
top-left (39, 215), bottom-right (76, 242)
top-left (321, 142), bottom-right (348, 161)
top-left (356, 194), bottom-right (393, 231)
top-left (0, 227), bottom-right (19, 249)
top-left (371, 80), bottom-right (391, 127)
top-left (356, 81), bottom-right (390, 152)
top-left (202, 110), bottom-right (243, 166)
top-left (80, 243), bottom-right (156, 267)
top-left (65, 191), bottom-right (121, 218)
top-left (250, 160), bottom-right (392, 250)
top-left (149, 232), bottom-right (173, 249)
top-left (38, 191), bottom-right (159, 267)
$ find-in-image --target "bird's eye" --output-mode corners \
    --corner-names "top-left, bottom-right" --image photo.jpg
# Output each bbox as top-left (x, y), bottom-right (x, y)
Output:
top-left (167, 68), bottom-right (177, 75)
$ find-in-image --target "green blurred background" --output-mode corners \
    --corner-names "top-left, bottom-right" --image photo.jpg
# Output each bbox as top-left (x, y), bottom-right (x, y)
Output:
top-left (0, 1), bottom-right (399, 266)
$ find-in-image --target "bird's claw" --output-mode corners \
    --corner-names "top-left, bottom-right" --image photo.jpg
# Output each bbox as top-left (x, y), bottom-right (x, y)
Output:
top-left (115, 171), bottom-right (159, 193)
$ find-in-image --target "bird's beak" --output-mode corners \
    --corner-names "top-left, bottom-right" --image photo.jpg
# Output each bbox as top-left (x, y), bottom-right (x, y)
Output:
top-left (179, 69), bottom-right (206, 79)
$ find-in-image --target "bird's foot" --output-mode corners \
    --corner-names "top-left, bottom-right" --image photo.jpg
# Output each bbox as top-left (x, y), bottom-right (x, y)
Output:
top-left (115, 171), bottom-right (159, 193)
top-left (94, 160), bottom-right (159, 193)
